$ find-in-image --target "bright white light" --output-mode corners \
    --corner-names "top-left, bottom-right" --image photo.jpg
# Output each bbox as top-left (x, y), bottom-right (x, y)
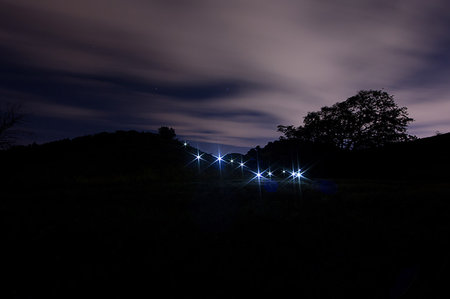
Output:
top-left (292, 171), bottom-right (296, 177)
top-left (196, 155), bottom-right (201, 160)
top-left (240, 162), bottom-right (244, 167)
top-left (183, 142), bottom-right (187, 146)
top-left (217, 156), bottom-right (223, 162)
top-left (282, 170), bottom-right (286, 174)
top-left (256, 173), bottom-right (261, 178)
top-left (268, 171), bottom-right (272, 176)
top-left (230, 159), bottom-right (234, 163)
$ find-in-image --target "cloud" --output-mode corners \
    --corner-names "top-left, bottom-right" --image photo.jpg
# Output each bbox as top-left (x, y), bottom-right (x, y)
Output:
top-left (1, 0), bottom-right (450, 151)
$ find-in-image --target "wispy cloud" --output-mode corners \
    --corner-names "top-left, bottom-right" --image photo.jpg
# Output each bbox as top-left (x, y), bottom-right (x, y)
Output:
top-left (1, 0), bottom-right (449, 151)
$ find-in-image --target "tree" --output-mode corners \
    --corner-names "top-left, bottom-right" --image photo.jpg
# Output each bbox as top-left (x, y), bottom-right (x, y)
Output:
top-left (158, 126), bottom-right (176, 139)
top-left (278, 90), bottom-right (415, 150)
top-left (0, 103), bottom-right (24, 149)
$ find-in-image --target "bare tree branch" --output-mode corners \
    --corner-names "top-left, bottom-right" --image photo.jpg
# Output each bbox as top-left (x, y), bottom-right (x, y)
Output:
top-left (0, 103), bottom-right (24, 149)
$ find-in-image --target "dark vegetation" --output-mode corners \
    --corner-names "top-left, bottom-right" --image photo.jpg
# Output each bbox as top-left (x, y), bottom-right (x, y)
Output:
top-left (247, 132), bottom-right (450, 180)
top-left (0, 103), bottom-right (24, 149)
top-left (2, 90), bottom-right (450, 298)
top-left (2, 129), bottom-right (450, 298)
top-left (278, 90), bottom-right (415, 150)
top-left (249, 90), bottom-right (448, 180)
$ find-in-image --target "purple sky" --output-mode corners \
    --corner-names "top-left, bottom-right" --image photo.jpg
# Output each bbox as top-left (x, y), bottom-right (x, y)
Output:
top-left (1, 0), bottom-right (450, 153)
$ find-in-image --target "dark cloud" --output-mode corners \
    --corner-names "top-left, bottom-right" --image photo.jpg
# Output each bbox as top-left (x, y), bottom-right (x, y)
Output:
top-left (1, 0), bottom-right (450, 152)
top-left (0, 61), bottom-right (258, 103)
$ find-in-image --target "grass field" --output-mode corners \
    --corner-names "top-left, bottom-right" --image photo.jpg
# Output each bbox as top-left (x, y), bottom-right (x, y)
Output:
top-left (2, 176), bottom-right (450, 298)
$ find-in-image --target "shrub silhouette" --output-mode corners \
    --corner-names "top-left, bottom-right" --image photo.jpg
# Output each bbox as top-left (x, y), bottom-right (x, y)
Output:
top-left (158, 126), bottom-right (176, 139)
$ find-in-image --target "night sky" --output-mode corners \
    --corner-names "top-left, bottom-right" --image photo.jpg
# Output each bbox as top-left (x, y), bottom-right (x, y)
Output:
top-left (1, 0), bottom-right (450, 153)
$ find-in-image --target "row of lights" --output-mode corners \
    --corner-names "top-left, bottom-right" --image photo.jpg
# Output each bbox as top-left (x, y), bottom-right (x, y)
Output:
top-left (254, 169), bottom-right (303, 179)
top-left (185, 142), bottom-right (304, 181)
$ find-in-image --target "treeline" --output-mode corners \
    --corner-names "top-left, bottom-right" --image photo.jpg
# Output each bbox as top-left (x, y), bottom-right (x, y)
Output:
top-left (247, 133), bottom-right (450, 179)
top-left (247, 90), bottom-right (449, 179)
top-left (0, 130), bottom-right (193, 184)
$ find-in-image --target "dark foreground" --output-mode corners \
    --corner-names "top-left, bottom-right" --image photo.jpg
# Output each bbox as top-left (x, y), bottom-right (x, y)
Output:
top-left (2, 178), bottom-right (450, 298)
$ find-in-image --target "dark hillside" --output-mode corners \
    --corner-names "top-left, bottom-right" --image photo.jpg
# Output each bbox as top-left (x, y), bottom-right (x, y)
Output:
top-left (0, 130), bottom-right (254, 198)
top-left (245, 139), bottom-right (338, 177)
top-left (348, 132), bottom-right (450, 179)
top-left (1, 131), bottom-right (450, 298)
top-left (246, 133), bottom-right (450, 180)
top-left (1, 131), bottom-right (197, 185)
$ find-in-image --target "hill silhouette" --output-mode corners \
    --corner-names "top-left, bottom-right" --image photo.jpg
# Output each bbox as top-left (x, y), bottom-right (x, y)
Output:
top-left (2, 130), bottom-right (448, 183)
top-left (246, 132), bottom-right (450, 180)
top-left (1, 130), bottom-right (190, 182)
top-left (2, 130), bottom-right (450, 298)
top-left (1, 130), bottom-right (257, 187)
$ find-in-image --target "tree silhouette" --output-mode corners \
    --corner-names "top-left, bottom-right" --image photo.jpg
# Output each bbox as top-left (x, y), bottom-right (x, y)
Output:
top-left (0, 103), bottom-right (24, 149)
top-left (278, 90), bottom-right (415, 150)
top-left (158, 126), bottom-right (176, 139)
